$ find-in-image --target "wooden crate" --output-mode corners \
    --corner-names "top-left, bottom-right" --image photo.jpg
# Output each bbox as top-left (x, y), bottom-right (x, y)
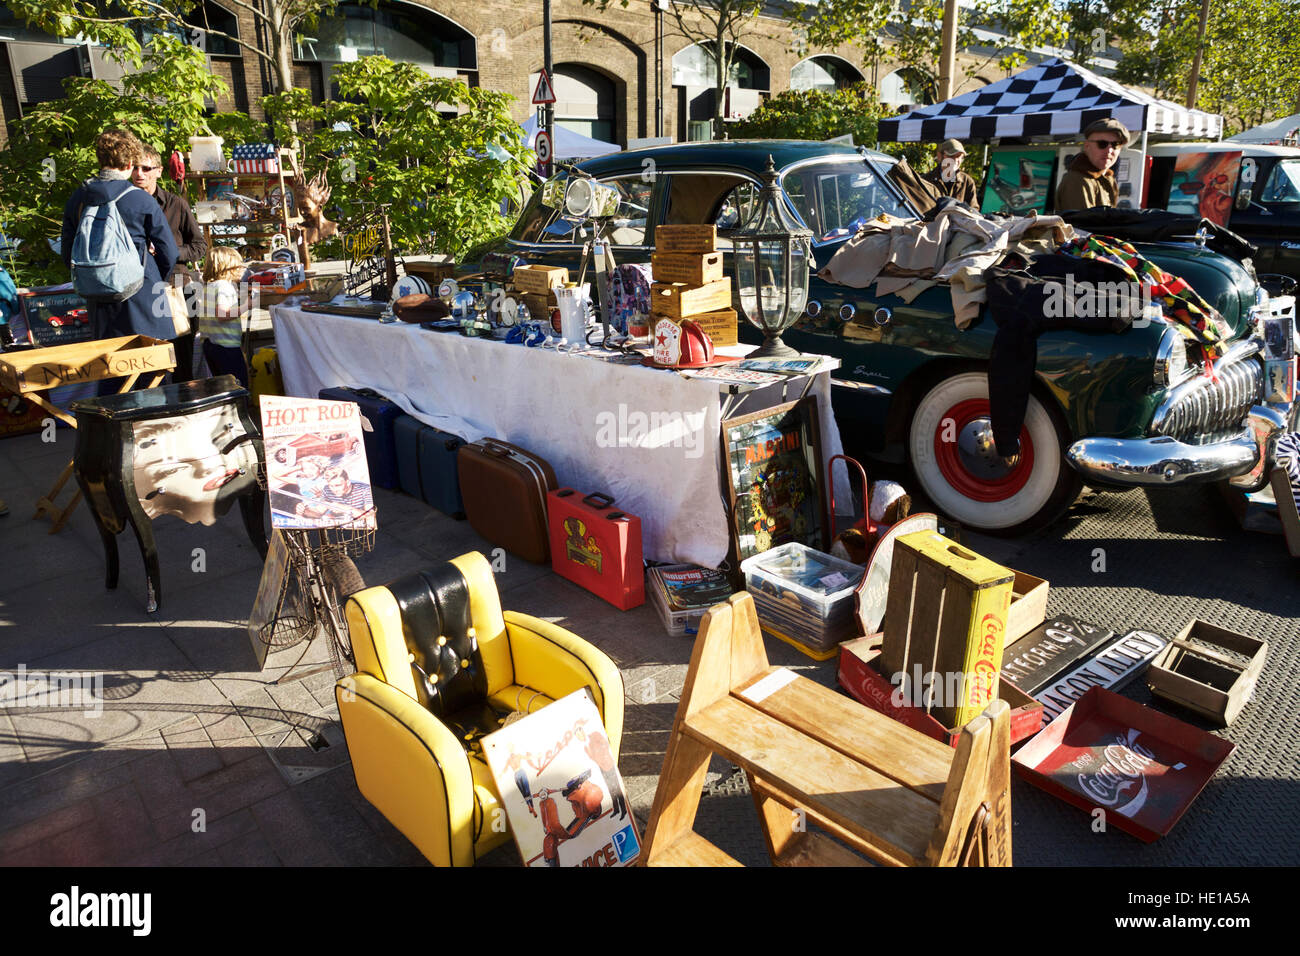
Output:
top-left (649, 279), bottom-right (732, 319)
top-left (403, 260), bottom-right (458, 284)
top-left (0, 336), bottom-right (176, 394)
top-left (1271, 466), bottom-right (1300, 557)
top-left (520, 291), bottom-right (559, 325)
top-left (1146, 621), bottom-right (1268, 726)
top-left (880, 530), bottom-right (1014, 729)
top-left (652, 251), bottom-right (724, 285)
top-left (654, 224), bottom-right (717, 253)
top-left (512, 265), bottom-right (569, 295)
top-left (838, 635), bottom-right (1044, 748)
top-left (686, 307), bottom-right (738, 347)
top-left (1006, 570), bottom-right (1049, 643)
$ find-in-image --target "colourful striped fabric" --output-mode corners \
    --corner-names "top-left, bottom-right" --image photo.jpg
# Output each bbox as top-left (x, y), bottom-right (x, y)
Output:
top-left (1061, 234), bottom-right (1230, 374)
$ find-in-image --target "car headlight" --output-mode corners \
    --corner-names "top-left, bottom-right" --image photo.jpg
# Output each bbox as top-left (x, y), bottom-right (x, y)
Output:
top-left (1154, 325), bottom-right (1191, 387)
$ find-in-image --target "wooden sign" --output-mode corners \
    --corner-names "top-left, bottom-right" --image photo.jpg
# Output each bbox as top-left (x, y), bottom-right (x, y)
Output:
top-left (0, 335), bottom-right (175, 394)
top-left (721, 397), bottom-right (825, 563)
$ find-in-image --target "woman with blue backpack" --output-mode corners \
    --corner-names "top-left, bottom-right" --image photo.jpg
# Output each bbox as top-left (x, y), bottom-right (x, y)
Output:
top-left (59, 128), bottom-right (178, 390)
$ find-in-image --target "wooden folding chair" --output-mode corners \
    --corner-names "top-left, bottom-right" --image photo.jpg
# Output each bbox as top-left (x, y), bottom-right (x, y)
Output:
top-left (642, 593), bottom-right (1012, 867)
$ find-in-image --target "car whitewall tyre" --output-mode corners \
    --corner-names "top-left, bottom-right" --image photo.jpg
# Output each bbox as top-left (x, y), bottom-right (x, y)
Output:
top-left (908, 372), bottom-right (1081, 534)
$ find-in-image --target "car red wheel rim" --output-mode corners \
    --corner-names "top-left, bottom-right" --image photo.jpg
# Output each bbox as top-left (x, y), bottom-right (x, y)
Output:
top-left (932, 399), bottom-right (1035, 503)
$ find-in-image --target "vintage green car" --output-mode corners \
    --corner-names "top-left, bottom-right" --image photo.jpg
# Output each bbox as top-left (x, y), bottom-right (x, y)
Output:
top-left (468, 140), bottom-right (1297, 534)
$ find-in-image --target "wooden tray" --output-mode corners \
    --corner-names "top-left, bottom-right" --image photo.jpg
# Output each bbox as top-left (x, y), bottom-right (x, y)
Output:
top-left (0, 335), bottom-right (175, 394)
top-left (1012, 686), bottom-right (1234, 842)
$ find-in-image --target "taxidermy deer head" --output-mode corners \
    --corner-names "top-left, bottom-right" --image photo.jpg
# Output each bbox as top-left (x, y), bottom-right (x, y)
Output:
top-left (289, 154), bottom-right (338, 244)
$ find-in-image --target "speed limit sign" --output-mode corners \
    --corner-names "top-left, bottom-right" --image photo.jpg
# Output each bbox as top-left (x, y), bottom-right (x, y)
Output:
top-left (534, 130), bottom-right (553, 166)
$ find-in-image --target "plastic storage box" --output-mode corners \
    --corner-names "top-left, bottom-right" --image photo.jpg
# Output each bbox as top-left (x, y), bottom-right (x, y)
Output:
top-left (740, 543), bottom-right (865, 656)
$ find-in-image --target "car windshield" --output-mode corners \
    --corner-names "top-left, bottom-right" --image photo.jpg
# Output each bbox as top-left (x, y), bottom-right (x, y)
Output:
top-left (1261, 159), bottom-right (1300, 203)
top-left (781, 159), bottom-right (911, 244)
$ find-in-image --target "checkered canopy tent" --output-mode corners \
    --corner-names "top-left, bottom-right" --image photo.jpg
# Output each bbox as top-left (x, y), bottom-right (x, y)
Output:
top-left (878, 58), bottom-right (1222, 143)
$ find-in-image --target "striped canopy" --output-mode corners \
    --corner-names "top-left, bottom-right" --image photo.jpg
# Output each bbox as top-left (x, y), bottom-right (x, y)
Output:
top-left (878, 58), bottom-right (1222, 143)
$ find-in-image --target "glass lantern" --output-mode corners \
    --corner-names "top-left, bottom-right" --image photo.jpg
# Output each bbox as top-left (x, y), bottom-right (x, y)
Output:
top-left (731, 156), bottom-right (814, 359)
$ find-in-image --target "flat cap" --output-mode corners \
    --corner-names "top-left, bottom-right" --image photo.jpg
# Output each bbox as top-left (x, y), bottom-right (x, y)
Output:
top-left (1083, 117), bottom-right (1133, 147)
top-left (938, 138), bottom-right (967, 156)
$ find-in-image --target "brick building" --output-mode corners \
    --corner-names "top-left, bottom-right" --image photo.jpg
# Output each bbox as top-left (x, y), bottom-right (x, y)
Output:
top-left (1, 0), bottom-right (1018, 149)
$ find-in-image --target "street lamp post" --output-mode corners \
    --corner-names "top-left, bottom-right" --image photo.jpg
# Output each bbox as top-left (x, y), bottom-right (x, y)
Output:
top-left (543, 0), bottom-right (555, 172)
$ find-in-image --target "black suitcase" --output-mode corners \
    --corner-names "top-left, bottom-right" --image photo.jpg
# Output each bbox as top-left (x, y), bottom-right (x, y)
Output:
top-left (394, 415), bottom-right (466, 518)
top-left (318, 386), bottom-right (403, 489)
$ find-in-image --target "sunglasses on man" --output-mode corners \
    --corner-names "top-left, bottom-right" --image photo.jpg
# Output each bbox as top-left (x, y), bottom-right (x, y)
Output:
top-left (133, 165), bottom-right (161, 172)
top-left (1087, 139), bottom-right (1124, 151)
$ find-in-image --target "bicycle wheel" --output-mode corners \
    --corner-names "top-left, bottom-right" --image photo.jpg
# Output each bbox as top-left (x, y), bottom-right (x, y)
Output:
top-left (318, 549), bottom-right (365, 678)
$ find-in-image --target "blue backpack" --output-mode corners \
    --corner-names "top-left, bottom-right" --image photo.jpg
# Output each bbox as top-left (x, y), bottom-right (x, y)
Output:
top-left (70, 186), bottom-right (145, 302)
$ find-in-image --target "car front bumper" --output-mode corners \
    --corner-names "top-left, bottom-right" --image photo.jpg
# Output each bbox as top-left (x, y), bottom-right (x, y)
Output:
top-left (1066, 402), bottom-right (1296, 487)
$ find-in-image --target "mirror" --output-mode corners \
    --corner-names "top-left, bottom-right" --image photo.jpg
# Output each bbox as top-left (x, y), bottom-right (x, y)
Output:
top-left (1235, 188), bottom-right (1252, 211)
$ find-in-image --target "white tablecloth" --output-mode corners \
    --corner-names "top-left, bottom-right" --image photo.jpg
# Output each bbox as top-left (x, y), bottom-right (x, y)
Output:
top-left (272, 305), bottom-right (845, 566)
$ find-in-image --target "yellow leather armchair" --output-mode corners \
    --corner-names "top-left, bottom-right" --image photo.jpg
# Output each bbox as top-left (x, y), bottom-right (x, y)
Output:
top-left (335, 551), bottom-right (625, 867)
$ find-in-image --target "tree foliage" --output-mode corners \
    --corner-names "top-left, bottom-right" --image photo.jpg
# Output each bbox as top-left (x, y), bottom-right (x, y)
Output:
top-left (730, 85), bottom-right (884, 145)
top-left (0, 35), bottom-right (227, 286)
top-left (260, 57), bottom-right (534, 260)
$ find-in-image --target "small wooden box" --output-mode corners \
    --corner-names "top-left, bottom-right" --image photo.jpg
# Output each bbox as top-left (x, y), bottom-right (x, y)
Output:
top-left (0, 336), bottom-right (176, 394)
top-left (1146, 621), bottom-right (1268, 727)
top-left (520, 291), bottom-right (559, 322)
top-left (1006, 570), bottom-right (1049, 643)
top-left (512, 265), bottom-right (569, 296)
top-left (685, 307), bottom-right (738, 347)
top-left (880, 530), bottom-right (1014, 729)
top-left (649, 279), bottom-right (732, 319)
top-left (652, 251), bottom-right (724, 285)
top-left (654, 224), bottom-right (717, 253)
top-left (404, 260), bottom-right (459, 284)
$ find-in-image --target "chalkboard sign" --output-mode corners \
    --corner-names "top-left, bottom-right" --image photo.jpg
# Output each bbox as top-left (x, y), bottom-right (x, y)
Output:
top-left (721, 397), bottom-right (826, 564)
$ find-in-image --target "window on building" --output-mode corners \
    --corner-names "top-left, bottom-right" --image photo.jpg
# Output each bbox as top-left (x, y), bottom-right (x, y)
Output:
top-left (671, 42), bottom-right (769, 91)
top-left (879, 68), bottom-right (932, 112)
top-left (299, 1), bottom-right (475, 74)
top-left (791, 56), bottom-right (864, 92)
top-left (530, 65), bottom-right (617, 145)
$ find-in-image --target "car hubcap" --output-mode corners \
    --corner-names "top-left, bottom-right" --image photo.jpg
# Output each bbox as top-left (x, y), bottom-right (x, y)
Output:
top-left (933, 399), bottom-right (1035, 502)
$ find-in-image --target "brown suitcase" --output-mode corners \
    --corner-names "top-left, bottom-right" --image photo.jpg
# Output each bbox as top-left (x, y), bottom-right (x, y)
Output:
top-left (457, 438), bottom-right (558, 563)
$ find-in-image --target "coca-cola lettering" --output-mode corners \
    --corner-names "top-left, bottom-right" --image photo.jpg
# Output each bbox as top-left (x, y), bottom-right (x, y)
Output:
top-left (1075, 732), bottom-right (1157, 810)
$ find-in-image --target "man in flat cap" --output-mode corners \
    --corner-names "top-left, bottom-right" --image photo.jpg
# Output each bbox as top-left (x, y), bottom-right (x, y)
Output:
top-left (1056, 117), bottom-right (1130, 210)
top-left (924, 139), bottom-right (980, 207)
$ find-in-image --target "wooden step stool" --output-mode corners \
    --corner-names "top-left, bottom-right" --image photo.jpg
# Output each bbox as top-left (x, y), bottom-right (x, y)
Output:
top-left (643, 593), bottom-right (1012, 867)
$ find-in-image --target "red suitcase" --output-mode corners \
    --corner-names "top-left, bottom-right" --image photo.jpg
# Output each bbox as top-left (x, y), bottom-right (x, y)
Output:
top-left (547, 489), bottom-right (645, 610)
top-left (457, 439), bottom-right (557, 563)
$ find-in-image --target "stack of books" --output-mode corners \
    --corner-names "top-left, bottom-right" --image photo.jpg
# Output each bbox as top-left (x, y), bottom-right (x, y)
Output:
top-left (645, 563), bottom-right (735, 637)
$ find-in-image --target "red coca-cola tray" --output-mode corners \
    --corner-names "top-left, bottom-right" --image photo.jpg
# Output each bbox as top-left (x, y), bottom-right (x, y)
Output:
top-left (1012, 686), bottom-right (1234, 842)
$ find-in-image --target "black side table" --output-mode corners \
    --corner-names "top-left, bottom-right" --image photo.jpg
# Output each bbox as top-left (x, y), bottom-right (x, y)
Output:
top-left (72, 375), bottom-right (268, 612)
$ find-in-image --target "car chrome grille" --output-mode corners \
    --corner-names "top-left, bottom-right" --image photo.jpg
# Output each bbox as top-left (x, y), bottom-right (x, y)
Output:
top-left (1152, 353), bottom-right (1264, 444)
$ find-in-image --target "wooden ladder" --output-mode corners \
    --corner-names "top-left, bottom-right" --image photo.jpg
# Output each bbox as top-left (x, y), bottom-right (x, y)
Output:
top-left (642, 593), bottom-right (1013, 867)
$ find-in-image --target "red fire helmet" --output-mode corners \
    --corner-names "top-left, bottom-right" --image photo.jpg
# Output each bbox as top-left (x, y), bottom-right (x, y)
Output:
top-left (643, 318), bottom-right (731, 369)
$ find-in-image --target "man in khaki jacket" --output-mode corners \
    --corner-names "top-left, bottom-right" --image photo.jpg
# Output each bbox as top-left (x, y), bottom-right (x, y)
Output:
top-left (1056, 118), bottom-right (1130, 211)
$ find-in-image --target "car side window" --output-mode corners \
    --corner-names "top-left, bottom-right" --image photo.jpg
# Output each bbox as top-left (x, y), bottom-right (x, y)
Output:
top-left (1260, 160), bottom-right (1300, 204)
top-left (661, 173), bottom-right (758, 249)
top-left (604, 178), bottom-right (653, 247)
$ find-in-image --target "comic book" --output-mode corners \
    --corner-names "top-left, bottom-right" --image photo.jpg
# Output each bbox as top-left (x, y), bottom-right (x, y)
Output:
top-left (650, 564), bottom-right (734, 612)
top-left (259, 395), bottom-right (376, 530)
top-left (482, 689), bottom-right (640, 868)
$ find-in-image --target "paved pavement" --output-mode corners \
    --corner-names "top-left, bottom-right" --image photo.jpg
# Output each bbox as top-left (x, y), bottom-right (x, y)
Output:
top-left (0, 416), bottom-right (1296, 867)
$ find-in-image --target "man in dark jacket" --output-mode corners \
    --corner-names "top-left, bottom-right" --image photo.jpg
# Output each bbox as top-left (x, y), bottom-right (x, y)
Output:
top-left (923, 139), bottom-right (980, 208)
top-left (61, 129), bottom-right (178, 351)
top-left (133, 144), bottom-right (206, 380)
top-left (1056, 118), bottom-right (1129, 211)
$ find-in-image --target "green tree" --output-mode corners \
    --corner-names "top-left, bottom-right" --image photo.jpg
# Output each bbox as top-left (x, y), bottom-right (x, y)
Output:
top-left (730, 84), bottom-right (883, 145)
top-left (0, 35), bottom-right (227, 286)
top-left (260, 56), bottom-right (533, 260)
top-left (584, 0), bottom-right (768, 140)
top-left (2, 0), bottom-right (338, 96)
